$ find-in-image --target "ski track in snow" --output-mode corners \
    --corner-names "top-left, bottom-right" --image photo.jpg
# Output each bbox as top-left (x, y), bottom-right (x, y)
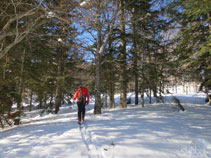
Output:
top-left (78, 107), bottom-right (107, 158)
top-left (79, 122), bottom-right (105, 158)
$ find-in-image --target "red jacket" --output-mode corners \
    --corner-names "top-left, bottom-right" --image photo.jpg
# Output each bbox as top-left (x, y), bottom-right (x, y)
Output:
top-left (73, 87), bottom-right (90, 103)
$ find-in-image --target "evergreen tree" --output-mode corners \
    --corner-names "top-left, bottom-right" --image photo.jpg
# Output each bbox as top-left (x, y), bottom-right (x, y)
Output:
top-left (168, 0), bottom-right (211, 98)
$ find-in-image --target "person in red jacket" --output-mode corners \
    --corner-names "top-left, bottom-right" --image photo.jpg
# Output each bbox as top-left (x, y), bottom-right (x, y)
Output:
top-left (73, 86), bottom-right (90, 124)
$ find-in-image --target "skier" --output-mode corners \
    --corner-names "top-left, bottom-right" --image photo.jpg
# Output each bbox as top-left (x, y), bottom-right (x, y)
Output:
top-left (73, 86), bottom-right (90, 124)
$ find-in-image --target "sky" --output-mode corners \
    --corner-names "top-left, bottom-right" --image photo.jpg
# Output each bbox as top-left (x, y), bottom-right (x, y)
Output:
top-left (0, 86), bottom-right (211, 158)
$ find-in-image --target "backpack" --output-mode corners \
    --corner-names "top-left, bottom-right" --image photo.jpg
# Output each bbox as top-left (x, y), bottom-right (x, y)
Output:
top-left (78, 87), bottom-right (86, 104)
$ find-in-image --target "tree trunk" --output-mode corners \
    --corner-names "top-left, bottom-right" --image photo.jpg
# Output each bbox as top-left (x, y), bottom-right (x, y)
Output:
top-left (104, 93), bottom-right (108, 107)
top-left (94, 46), bottom-right (102, 114)
top-left (55, 48), bottom-right (64, 114)
top-left (186, 85), bottom-right (188, 95)
top-left (194, 82), bottom-right (198, 93)
top-left (132, 11), bottom-right (139, 105)
top-left (183, 83), bottom-right (185, 93)
top-left (135, 76), bottom-right (139, 105)
top-left (15, 49), bottom-right (26, 124)
top-left (55, 85), bottom-right (62, 114)
top-left (3, 54), bottom-right (8, 80)
top-left (119, 0), bottom-right (127, 109)
top-left (38, 94), bottom-right (43, 109)
top-left (29, 91), bottom-right (33, 111)
top-left (149, 89), bottom-right (152, 104)
top-left (152, 86), bottom-right (157, 98)
top-left (141, 93), bottom-right (144, 107)
top-left (109, 79), bottom-right (115, 109)
top-left (94, 1), bottom-right (102, 114)
top-left (140, 85), bottom-right (144, 107)
top-left (159, 80), bottom-right (162, 97)
top-left (108, 31), bottom-right (115, 109)
top-left (49, 93), bottom-right (54, 110)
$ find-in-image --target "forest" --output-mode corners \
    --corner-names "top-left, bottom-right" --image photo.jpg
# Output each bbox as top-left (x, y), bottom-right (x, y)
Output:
top-left (0, 0), bottom-right (210, 128)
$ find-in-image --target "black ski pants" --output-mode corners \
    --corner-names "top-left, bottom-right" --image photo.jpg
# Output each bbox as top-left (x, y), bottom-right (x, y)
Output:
top-left (77, 101), bottom-right (86, 121)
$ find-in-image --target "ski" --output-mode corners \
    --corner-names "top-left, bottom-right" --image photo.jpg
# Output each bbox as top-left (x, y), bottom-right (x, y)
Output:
top-left (78, 121), bottom-right (85, 128)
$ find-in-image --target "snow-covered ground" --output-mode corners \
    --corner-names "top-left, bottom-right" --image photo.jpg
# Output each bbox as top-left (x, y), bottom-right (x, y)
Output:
top-left (0, 89), bottom-right (211, 158)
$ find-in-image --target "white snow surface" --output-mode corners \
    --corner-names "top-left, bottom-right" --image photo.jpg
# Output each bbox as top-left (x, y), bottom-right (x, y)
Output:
top-left (0, 90), bottom-right (211, 158)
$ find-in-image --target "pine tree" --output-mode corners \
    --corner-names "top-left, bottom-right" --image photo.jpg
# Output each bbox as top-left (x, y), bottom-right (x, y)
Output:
top-left (168, 0), bottom-right (211, 99)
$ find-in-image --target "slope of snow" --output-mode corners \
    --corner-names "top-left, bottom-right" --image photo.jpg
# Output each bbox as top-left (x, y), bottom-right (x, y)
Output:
top-left (0, 92), bottom-right (211, 158)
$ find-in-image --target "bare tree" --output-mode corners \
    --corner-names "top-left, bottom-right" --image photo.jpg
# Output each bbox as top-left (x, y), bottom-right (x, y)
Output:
top-left (0, 0), bottom-right (72, 60)
top-left (78, 0), bottom-right (119, 114)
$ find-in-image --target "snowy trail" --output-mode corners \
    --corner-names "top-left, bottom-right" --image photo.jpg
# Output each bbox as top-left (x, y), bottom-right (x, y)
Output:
top-left (0, 121), bottom-right (86, 158)
top-left (79, 121), bottom-right (105, 158)
top-left (78, 106), bottom-right (107, 158)
top-left (0, 106), bottom-right (93, 158)
top-left (0, 93), bottom-right (211, 158)
top-left (0, 104), bottom-right (106, 158)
